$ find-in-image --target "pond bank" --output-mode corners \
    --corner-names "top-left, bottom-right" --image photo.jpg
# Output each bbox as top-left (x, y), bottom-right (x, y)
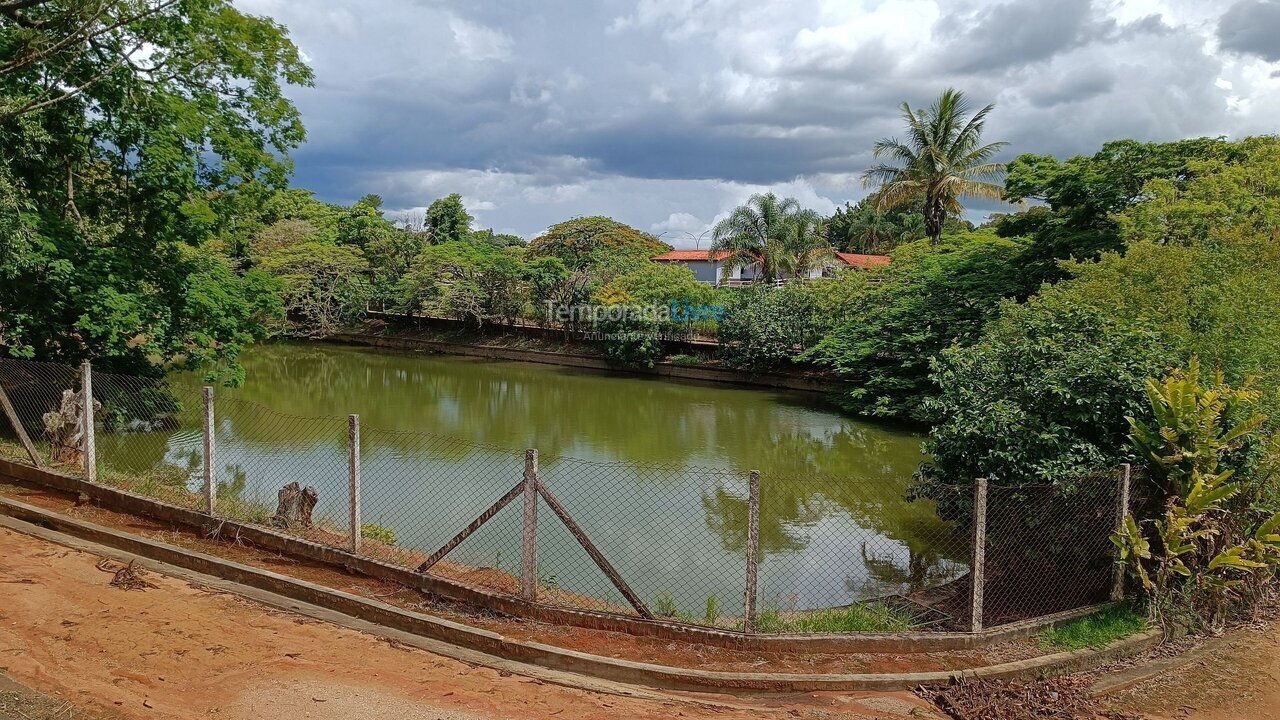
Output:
top-left (327, 328), bottom-right (852, 395)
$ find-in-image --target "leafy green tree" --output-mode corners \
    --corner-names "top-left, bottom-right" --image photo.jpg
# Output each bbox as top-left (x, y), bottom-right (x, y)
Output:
top-left (806, 231), bottom-right (1027, 422)
top-left (863, 88), bottom-right (1006, 245)
top-left (0, 0), bottom-right (312, 378)
top-left (259, 242), bottom-right (371, 337)
top-left (400, 242), bottom-right (525, 326)
top-left (424, 193), bottom-right (473, 245)
top-left (470, 228), bottom-right (526, 247)
top-left (826, 198), bottom-right (972, 254)
top-left (920, 296), bottom-right (1176, 488)
top-left (718, 283), bottom-right (825, 371)
top-left (1000, 137), bottom-right (1245, 286)
top-left (527, 216), bottom-right (670, 270)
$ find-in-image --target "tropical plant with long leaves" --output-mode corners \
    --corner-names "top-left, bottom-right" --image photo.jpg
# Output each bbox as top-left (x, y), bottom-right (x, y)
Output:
top-left (711, 193), bottom-right (832, 283)
top-left (863, 88), bottom-right (1008, 244)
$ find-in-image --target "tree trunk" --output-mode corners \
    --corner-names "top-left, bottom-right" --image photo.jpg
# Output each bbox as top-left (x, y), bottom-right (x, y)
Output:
top-left (925, 196), bottom-right (947, 245)
top-left (42, 388), bottom-right (98, 465)
top-left (272, 482), bottom-right (319, 528)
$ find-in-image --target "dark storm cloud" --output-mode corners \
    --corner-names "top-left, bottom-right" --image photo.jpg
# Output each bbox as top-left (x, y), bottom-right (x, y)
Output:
top-left (235, 0), bottom-right (1272, 237)
top-left (1217, 0), bottom-right (1280, 62)
top-left (934, 0), bottom-right (1094, 73)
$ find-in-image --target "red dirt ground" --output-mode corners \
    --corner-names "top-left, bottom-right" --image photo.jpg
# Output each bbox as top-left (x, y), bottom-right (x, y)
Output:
top-left (0, 479), bottom-right (1038, 675)
top-left (0, 524), bottom-right (947, 720)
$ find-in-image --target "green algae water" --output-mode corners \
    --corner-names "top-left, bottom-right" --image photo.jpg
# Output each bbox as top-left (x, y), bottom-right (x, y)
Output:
top-left (98, 342), bottom-right (964, 618)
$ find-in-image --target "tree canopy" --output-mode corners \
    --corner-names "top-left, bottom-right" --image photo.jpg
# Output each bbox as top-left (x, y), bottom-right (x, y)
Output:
top-left (526, 216), bottom-right (670, 269)
top-left (0, 0), bottom-right (312, 378)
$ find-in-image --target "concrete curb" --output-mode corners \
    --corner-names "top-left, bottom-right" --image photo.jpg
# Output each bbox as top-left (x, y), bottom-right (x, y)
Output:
top-left (0, 496), bottom-right (1164, 693)
top-left (0, 457), bottom-right (1107, 654)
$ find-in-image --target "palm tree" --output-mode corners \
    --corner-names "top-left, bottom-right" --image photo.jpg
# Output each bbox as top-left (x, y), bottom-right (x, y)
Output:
top-left (776, 208), bottom-right (832, 280)
top-left (862, 88), bottom-right (1007, 245)
top-left (711, 193), bottom-right (831, 283)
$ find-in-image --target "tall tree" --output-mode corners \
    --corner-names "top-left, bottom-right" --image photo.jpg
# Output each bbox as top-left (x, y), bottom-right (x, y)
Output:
top-left (425, 193), bottom-right (473, 244)
top-left (710, 193), bottom-right (830, 283)
top-left (863, 88), bottom-right (1007, 245)
top-left (0, 0), bottom-right (312, 378)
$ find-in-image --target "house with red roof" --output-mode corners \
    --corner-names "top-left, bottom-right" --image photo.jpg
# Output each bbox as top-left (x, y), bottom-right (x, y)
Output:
top-left (651, 249), bottom-right (889, 286)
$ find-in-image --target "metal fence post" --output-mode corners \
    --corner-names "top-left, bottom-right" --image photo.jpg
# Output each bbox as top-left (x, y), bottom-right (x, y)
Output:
top-left (743, 470), bottom-right (761, 633)
top-left (202, 386), bottom-right (215, 514)
top-left (1111, 463), bottom-right (1132, 602)
top-left (521, 448), bottom-right (539, 601)
top-left (349, 414), bottom-right (362, 554)
top-left (80, 361), bottom-right (96, 482)
top-left (969, 476), bottom-right (988, 633)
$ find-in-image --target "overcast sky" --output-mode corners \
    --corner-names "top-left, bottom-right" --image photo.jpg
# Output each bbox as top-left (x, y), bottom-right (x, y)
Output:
top-left (238, 0), bottom-right (1280, 246)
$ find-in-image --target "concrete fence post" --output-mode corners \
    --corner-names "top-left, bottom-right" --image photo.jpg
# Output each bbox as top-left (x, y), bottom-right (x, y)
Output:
top-left (743, 470), bottom-right (761, 634)
top-left (349, 414), bottom-right (362, 554)
top-left (1111, 463), bottom-right (1132, 602)
top-left (969, 476), bottom-right (989, 633)
top-left (202, 386), bottom-right (215, 515)
top-left (521, 448), bottom-right (539, 601)
top-left (81, 361), bottom-right (96, 482)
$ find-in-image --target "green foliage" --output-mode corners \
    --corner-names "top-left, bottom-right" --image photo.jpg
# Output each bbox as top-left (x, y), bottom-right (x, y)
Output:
top-left (259, 241), bottom-right (371, 337)
top-left (922, 296), bottom-right (1176, 487)
top-left (807, 231), bottom-right (1027, 422)
top-left (1115, 364), bottom-right (1280, 627)
top-left (711, 193), bottom-right (831, 282)
top-left (1000, 136), bottom-right (1247, 287)
top-left (527, 216), bottom-right (671, 270)
top-left (360, 523), bottom-right (397, 546)
top-left (863, 88), bottom-right (1006, 244)
top-left (425, 193), bottom-right (473, 245)
top-left (1037, 605), bottom-right (1147, 650)
top-left (399, 242), bottom-right (525, 327)
top-left (826, 197), bottom-right (973, 254)
top-left (718, 283), bottom-right (825, 371)
top-left (0, 0), bottom-right (311, 378)
top-left (1128, 359), bottom-right (1268, 499)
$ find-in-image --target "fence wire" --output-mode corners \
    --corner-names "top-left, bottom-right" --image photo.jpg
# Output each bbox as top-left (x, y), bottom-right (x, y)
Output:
top-left (0, 356), bottom-right (1131, 635)
top-left (0, 358), bottom-right (83, 468)
top-left (982, 475), bottom-right (1121, 628)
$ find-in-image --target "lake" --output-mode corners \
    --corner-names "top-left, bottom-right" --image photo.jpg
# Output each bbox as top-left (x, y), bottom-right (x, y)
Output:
top-left (96, 342), bottom-right (966, 618)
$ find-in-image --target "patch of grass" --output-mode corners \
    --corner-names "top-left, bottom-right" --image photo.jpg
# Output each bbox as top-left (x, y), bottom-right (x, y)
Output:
top-left (666, 354), bottom-right (704, 367)
top-left (1038, 605), bottom-right (1148, 651)
top-left (755, 603), bottom-right (916, 633)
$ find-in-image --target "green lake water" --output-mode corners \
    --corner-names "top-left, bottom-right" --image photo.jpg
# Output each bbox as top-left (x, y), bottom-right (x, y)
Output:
top-left (97, 342), bottom-right (965, 616)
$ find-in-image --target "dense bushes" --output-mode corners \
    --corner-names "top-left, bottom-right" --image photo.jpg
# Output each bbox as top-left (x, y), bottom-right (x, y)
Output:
top-left (806, 231), bottom-right (1026, 421)
top-left (920, 297), bottom-right (1175, 488)
top-left (717, 283), bottom-right (827, 371)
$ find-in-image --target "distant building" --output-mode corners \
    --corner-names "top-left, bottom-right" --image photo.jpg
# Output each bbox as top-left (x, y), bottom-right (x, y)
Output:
top-left (650, 249), bottom-right (889, 286)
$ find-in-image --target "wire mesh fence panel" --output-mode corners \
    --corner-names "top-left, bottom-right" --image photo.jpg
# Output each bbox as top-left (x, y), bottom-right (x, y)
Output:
top-left (209, 397), bottom-right (351, 550)
top-left (0, 358), bottom-right (84, 470)
top-left (754, 474), bottom-right (972, 633)
top-left (982, 474), bottom-right (1121, 628)
top-left (89, 369), bottom-right (206, 509)
top-left (356, 427), bottom-right (524, 593)
top-left (536, 457), bottom-right (751, 627)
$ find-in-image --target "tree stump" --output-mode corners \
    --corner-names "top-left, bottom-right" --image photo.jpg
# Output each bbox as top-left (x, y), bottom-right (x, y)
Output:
top-left (272, 482), bottom-right (319, 528)
top-left (42, 388), bottom-right (99, 465)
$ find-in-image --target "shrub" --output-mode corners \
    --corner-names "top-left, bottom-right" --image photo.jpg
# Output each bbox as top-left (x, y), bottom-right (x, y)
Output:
top-left (1115, 362), bottom-right (1280, 628)
top-left (806, 232), bottom-right (1027, 422)
top-left (718, 283), bottom-right (823, 371)
top-left (360, 523), bottom-right (397, 546)
top-left (921, 296), bottom-right (1176, 488)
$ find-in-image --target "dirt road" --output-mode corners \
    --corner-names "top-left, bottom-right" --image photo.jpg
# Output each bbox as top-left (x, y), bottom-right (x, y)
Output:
top-left (0, 526), bottom-right (941, 720)
top-left (1107, 619), bottom-right (1280, 720)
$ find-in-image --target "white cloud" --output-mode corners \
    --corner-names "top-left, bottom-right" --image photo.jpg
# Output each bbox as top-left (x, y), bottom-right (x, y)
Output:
top-left (234, 0), bottom-right (1276, 237)
top-left (448, 17), bottom-right (512, 61)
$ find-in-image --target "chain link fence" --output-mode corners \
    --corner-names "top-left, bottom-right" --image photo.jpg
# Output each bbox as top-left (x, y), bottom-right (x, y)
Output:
top-left (0, 357), bottom-right (1128, 634)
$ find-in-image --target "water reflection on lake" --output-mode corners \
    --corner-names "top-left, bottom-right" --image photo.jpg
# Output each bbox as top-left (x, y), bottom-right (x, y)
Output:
top-left (98, 342), bottom-right (966, 614)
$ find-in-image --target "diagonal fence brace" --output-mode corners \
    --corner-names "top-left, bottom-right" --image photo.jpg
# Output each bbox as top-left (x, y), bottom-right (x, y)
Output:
top-left (537, 480), bottom-right (653, 619)
top-left (417, 479), bottom-right (525, 573)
